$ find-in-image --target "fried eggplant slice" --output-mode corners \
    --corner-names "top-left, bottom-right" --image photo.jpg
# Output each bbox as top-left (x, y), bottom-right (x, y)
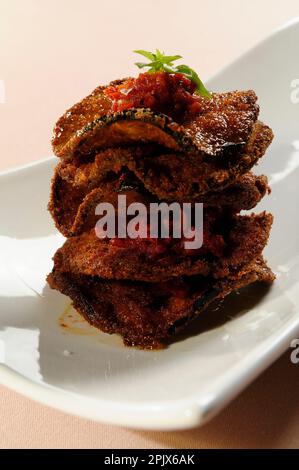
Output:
top-left (47, 257), bottom-right (274, 348)
top-left (52, 82), bottom-right (263, 160)
top-left (49, 153), bottom-right (269, 238)
top-left (60, 121), bottom-right (271, 192)
top-left (51, 212), bottom-right (273, 282)
top-left (48, 169), bottom-right (154, 237)
top-left (132, 122), bottom-right (273, 199)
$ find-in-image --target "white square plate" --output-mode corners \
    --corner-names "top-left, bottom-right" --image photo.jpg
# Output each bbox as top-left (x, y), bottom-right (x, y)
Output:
top-left (1, 19), bottom-right (299, 430)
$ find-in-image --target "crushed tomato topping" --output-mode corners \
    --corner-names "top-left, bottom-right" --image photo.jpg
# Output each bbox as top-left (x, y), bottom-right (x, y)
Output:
top-left (104, 71), bottom-right (203, 122)
top-left (109, 223), bottom-right (225, 259)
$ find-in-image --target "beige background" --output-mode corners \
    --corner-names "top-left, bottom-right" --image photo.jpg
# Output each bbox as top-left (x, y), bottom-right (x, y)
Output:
top-left (0, 0), bottom-right (299, 448)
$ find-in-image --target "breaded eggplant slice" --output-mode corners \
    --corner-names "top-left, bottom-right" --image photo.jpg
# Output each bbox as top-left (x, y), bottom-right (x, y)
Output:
top-left (47, 257), bottom-right (274, 348)
top-left (49, 153), bottom-right (269, 237)
top-left (48, 172), bottom-right (154, 237)
top-left (52, 83), bottom-right (262, 159)
top-left (51, 212), bottom-right (273, 282)
top-left (131, 122), bottom-right (273, 199)
top-left (53, 121), bottom-right (272, 200)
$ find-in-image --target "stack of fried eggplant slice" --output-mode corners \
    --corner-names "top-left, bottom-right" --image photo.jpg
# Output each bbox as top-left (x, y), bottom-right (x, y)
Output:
top-left (47, 83), bottom-right (274, 348)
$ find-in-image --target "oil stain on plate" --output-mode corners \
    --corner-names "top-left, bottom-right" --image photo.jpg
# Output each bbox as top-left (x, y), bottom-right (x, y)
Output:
top-left (59, 303), bottom-right (124, 347)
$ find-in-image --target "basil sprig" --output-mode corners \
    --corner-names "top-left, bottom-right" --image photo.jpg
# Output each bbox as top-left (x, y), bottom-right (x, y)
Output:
top-left (134, 49), bottom-right (211, 98)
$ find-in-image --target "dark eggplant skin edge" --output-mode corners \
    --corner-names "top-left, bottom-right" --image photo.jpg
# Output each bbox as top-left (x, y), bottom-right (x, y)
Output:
top-left (74, 108), bottom-right (195, 157)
